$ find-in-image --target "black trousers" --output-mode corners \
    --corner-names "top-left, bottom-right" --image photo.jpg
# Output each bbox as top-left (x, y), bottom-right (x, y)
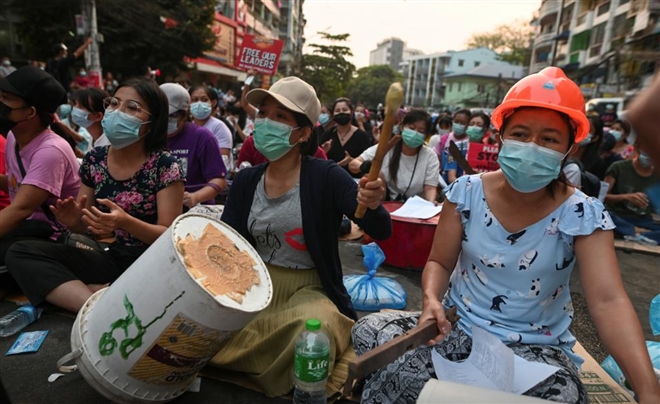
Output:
top-left (6, 240), bottom-right (145, 305)
top-left (0, 219), bottom-right (55, 266)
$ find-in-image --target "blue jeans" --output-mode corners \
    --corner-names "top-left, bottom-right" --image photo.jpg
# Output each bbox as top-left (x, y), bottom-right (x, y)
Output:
top-left (610, 213), bottom-right (660, 243)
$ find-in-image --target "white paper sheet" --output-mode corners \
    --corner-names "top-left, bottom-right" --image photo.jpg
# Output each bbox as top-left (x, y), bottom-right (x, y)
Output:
top-left (432, 326), bottom-right (559, 395)
top-left (390, 196), bottom-right (442, 220)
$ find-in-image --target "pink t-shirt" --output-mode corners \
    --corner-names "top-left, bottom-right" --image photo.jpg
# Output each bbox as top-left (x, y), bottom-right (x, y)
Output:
top-left (6, 129), bottom-right (80, 228)
top-left (0, 135), bottom-right (10, 210)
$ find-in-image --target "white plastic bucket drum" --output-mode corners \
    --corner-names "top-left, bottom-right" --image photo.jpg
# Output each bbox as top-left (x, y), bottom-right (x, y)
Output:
top-left (57, 213), bottom-right (272, 403)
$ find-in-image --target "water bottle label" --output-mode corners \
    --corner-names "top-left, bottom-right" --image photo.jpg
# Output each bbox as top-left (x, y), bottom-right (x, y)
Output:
top-left (294, 353), bottom-right (329, 383)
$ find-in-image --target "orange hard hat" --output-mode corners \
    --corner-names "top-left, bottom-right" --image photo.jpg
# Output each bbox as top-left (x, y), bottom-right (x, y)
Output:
top-left (491, 67), bottom-right (589, 143)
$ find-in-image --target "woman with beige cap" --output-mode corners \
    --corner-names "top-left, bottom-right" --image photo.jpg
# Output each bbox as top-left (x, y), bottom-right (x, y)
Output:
top-left (211, 76), bottom-right (392, 397)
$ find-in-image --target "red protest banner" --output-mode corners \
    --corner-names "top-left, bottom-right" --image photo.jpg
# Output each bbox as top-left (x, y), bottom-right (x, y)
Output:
top-left (236, 34), bottom-right (284, 76)
top-left (467, 143), bottom-right (500, 173)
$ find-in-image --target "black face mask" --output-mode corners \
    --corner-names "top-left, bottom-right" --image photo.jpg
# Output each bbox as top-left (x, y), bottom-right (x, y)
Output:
top-left (0, 101), bottom-right (19, 136)
top-left (333, 113), bottom-right (351, 126)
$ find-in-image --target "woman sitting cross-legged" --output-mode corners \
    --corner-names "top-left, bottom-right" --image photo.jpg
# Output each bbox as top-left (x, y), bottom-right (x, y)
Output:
top-left (351, 67), bottom-right (660, 404)
top-left (7, 77), bottom-right (184, 313)
top-left (210, 76), bottom-right (392, 397)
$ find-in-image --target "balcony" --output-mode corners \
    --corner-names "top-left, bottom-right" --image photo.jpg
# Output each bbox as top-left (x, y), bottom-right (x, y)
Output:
top-left (534, 31), bottom-right (556, 47)
top-left (531, 60), bottom-right (550, 73)
top-left (574, 11), bottom-right (594, 34)
top-left (569, 50), bottom-right (587, 66)
top-left (539, 0), bottom-right (560, 21)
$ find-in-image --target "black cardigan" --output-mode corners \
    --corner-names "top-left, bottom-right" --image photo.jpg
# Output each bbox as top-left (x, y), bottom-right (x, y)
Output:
top-left (221, 156), bottom-right (392, 320)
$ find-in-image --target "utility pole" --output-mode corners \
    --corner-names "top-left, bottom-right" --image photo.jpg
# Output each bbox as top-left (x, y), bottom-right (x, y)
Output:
top-left (550, 0), bottom-right (566, 66)
top-left (82, 0), bottom-right (102, 88)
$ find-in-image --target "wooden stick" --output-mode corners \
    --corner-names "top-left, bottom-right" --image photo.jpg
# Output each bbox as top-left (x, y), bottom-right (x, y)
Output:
top-left (354, 82), bottom-right (404, 219)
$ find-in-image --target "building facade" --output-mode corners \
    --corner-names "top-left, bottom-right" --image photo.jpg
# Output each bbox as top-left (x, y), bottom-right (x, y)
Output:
top-left (400, 48), bottom-right (502, 108)
top-left (369, 37), bottom-right (424, 70)
top-left (442, 64), bottom-right (525, 110)
top-left (530, 0), bottom-right (660, 96)
top-left (278, 0), bottom-right (305, 76)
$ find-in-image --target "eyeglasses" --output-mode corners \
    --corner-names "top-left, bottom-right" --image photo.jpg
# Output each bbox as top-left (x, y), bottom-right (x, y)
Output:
top-left (103, 97), bottom-right (151, 117)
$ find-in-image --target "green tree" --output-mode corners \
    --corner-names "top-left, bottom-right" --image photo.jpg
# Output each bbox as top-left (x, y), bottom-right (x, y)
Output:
top-left (301, 32), bottom-right (355, 103)
top-left (7, 0), bottom-right (216, 78)
top-left (347, 65), bottom-right (403, 109)
top-left (467, 19), bottom-right (534, 66)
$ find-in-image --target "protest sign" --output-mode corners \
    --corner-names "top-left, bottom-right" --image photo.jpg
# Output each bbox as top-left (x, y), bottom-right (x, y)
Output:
top-left (236, 34), bottom-right (284, 76)
top-left (467, 143), bottom-right (500, 173)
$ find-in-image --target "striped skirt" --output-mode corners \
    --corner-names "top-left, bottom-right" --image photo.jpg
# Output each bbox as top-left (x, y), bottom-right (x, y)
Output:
top-left (209, 264), bottom-right (356, 398)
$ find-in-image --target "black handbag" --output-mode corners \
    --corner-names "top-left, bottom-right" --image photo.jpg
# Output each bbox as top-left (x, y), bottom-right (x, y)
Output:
top-left (14, 144), bottom-right (106, 253)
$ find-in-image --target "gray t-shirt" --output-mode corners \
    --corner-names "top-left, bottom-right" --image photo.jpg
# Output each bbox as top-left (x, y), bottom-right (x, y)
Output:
top-left (247, 175), bottom-right (314, 269)
top-left (359, 144), bottom-right (440, 200)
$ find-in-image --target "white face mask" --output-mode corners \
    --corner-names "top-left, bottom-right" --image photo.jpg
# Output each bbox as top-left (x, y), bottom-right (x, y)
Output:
top-left (167, 117), bottom-right (180, 135)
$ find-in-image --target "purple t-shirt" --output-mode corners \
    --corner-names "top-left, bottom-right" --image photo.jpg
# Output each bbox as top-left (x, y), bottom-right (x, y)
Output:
top-left (6, 129), bottom-right (80, 234)
top-left (168, 122), bottom-right (226, 203)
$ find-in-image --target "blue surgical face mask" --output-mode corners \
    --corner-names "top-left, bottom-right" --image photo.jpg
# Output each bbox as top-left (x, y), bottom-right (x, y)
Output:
top-left (578, 133), bottom-right (593, 147)
top-left (101, 109), bottom-right (150, 149)
top-left (253, 118), bottom-right (296, 161)
top-left (167, 117), bottom-right (180, 135)
top-left (498, 139), bottom-right (569, 193)
top-left (190, 101), bottom-right (212, 120)
top-left (609, 130), bottom-right (623, 141)
top-left (639, 151), bottom-right (653, 168)
top-left (452, 122), bottom-right (466, 136)
top-left (318, 113), bottom-right (330, 126)
top-left (401, 127), bottom-right (425, 148)
top-left (71, 107), bottom-right (94, 129)
top-left (58, 104), bottom-right (72, 120)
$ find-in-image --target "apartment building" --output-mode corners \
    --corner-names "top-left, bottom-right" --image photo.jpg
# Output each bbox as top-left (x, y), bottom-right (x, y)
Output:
top-left (369, 38), bottom-right (423, 70)
top-left (530, 0), bottom-right (660, 96)
top-left (279, 0), bottom-right (306, 76)
top-left (400, 48), bottom-right (503, 108)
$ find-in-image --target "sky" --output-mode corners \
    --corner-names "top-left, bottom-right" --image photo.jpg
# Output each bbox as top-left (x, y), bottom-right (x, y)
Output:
top-left (302, 0), bottom-right (542, 68)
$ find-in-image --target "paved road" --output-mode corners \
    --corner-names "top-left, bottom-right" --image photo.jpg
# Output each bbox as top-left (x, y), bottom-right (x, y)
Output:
top-left (0, 240), bottom-right (657, 403)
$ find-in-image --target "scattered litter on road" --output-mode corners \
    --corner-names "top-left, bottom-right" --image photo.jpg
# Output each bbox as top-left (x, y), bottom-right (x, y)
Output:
top-left (5, 331), bottom-right (49, 355)
top-left (48, 373), bottom-right (65, 383)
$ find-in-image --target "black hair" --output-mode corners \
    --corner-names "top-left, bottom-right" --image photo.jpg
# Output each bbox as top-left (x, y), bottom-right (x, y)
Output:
top-left (582, 116), bottom-right (604, 174)
top-left (500, 107), bottom-right (575, 199)
top-left (293, 112), bottom-right (317, 156)
top-left (471, 111), bottom-right (491, 129)
top-left (114, 77), bottom-right (168, 153)
top-left (389, 108), bottom-right (432, 184)
top-left (331, 97), bottom-right (354, 117)
top-left (437, 116), bottom-right (453, 131)
top-left (189, 86), bottom-right (217, 109)
top-left (453, 108), bottom-right (472, 122)
top-left (74, 87), bottom-right (108, 114)
top-left (612, 119), bottom-right (631, 136)
top-left (52, 43), bottom-right (66, 56)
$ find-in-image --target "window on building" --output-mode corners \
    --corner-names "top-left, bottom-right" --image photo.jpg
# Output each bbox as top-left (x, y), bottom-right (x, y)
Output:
top-left (591, 23), bottom-right (606, 45)
top-left (612, 14), bottom-right (628, 38)
top-left (597, 1), bottom-right (610, 16)
top-left (458, 59), bottom-right (464, 67)
top-left (449, 83), bottom-right (453, 92)
top-left (458, 83), bottom-right (463, 92)
top-left (570, 30), bottom-right (591, 51)
top-left (474, 61), bottom-right (481, 67)
top-left (477, 84), bottom-right (485, 93)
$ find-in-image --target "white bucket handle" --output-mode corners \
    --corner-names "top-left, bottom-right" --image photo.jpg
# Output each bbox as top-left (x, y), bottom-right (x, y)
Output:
top-left (57, 348), bottom-right (83, 373)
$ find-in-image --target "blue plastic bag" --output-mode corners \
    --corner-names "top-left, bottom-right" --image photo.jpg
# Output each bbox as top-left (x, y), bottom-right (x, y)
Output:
top-left (343, 243), bottom-right (407, 311)
top-left (651, 293), bottom-right (660, 336)
top-left (601, 341), bottom-right (660, 396)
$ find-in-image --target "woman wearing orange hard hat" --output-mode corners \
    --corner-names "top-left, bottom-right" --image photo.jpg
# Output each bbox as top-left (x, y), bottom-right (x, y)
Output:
top-left (351, 67), bottom-right (660, 404)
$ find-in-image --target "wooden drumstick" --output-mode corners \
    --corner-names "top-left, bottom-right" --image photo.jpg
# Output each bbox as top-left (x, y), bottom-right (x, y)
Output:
top-left (354, 82), bottom-right (404, 219)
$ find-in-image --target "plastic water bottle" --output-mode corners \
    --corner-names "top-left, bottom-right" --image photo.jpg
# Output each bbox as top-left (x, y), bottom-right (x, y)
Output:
top-left (0, 305), bottom-right (41, 337)
top-left (293, 318), bottom-right (330, 404)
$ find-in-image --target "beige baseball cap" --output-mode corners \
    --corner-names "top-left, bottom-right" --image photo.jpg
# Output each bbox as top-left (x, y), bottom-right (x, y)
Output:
top-left (160, 83), bottom-right (190, 114)
top-left (246, 76), bottom-right (321, 125)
